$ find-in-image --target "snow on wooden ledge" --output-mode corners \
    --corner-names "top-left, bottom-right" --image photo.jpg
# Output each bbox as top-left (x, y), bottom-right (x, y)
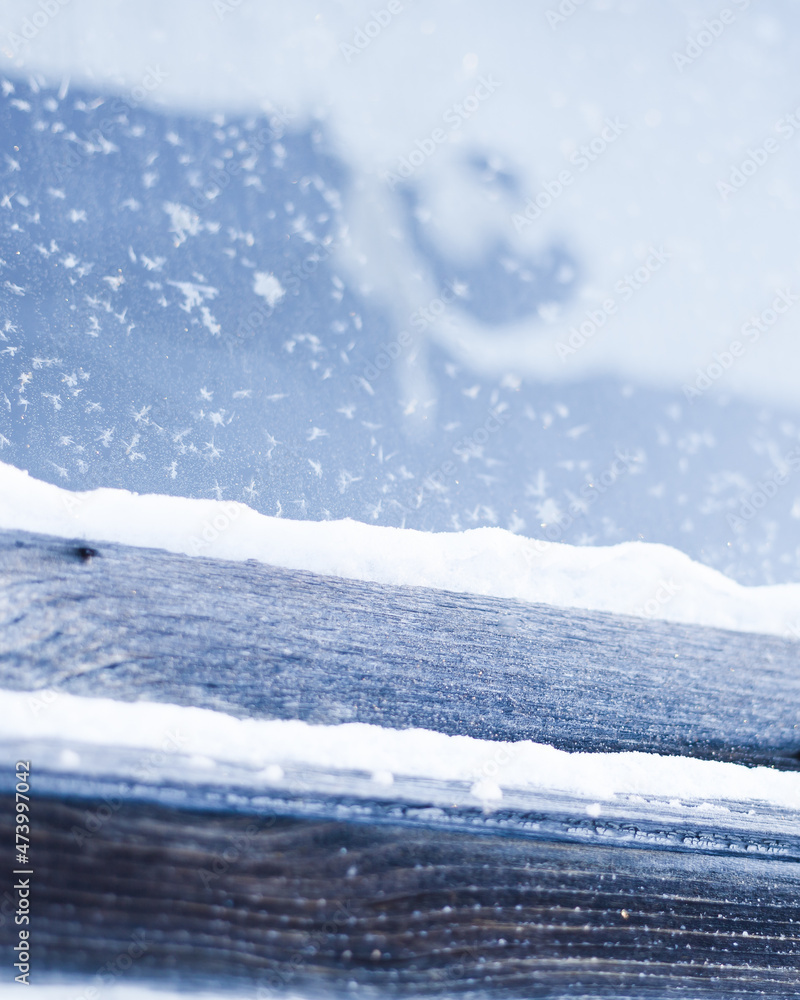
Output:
top-left (1, 461), bottom-right (798, 637)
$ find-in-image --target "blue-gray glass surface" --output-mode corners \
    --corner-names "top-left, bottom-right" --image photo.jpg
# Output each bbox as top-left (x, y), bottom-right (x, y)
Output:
top-left (1, 0), bottom-right (800, 588)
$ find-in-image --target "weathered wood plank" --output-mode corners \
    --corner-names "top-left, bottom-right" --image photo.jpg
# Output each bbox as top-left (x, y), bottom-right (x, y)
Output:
top-left (2, 528), bottom-right (800, 768)
top-left (1, 794), bottom-right (799, 998)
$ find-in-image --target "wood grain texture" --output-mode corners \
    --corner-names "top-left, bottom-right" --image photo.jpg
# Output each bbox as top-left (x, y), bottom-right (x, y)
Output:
top-left (1, 794), bottom-right (800, 998)
top-left (1, 527), bottom-right (799, 768)
top-left (2, 528), bottom-right (800, 996)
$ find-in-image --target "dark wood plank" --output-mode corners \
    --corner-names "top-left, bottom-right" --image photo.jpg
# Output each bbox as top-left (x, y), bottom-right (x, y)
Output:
top-left (2, 794), bottom-right (800, 998)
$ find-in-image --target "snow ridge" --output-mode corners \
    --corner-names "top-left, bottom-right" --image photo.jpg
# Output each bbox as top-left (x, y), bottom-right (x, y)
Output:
top-left (2, 690), bottom-right (799, 812)
top-left (1, 461), bottom-right (798, 638)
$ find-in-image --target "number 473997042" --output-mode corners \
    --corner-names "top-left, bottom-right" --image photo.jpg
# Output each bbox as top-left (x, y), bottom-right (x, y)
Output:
top-left (15, 762), bottom-right (31, 862)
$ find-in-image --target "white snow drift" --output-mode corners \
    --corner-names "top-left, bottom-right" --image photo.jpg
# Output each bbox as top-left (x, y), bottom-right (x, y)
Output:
top-left (2, 689), bottom-right (800, 812)
top-left (1, 461), bottom-right (798, 638)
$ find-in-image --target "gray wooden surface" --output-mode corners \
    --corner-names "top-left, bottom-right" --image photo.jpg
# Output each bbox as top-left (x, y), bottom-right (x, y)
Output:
top-left (2, 527), bottom-right (799, 768)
